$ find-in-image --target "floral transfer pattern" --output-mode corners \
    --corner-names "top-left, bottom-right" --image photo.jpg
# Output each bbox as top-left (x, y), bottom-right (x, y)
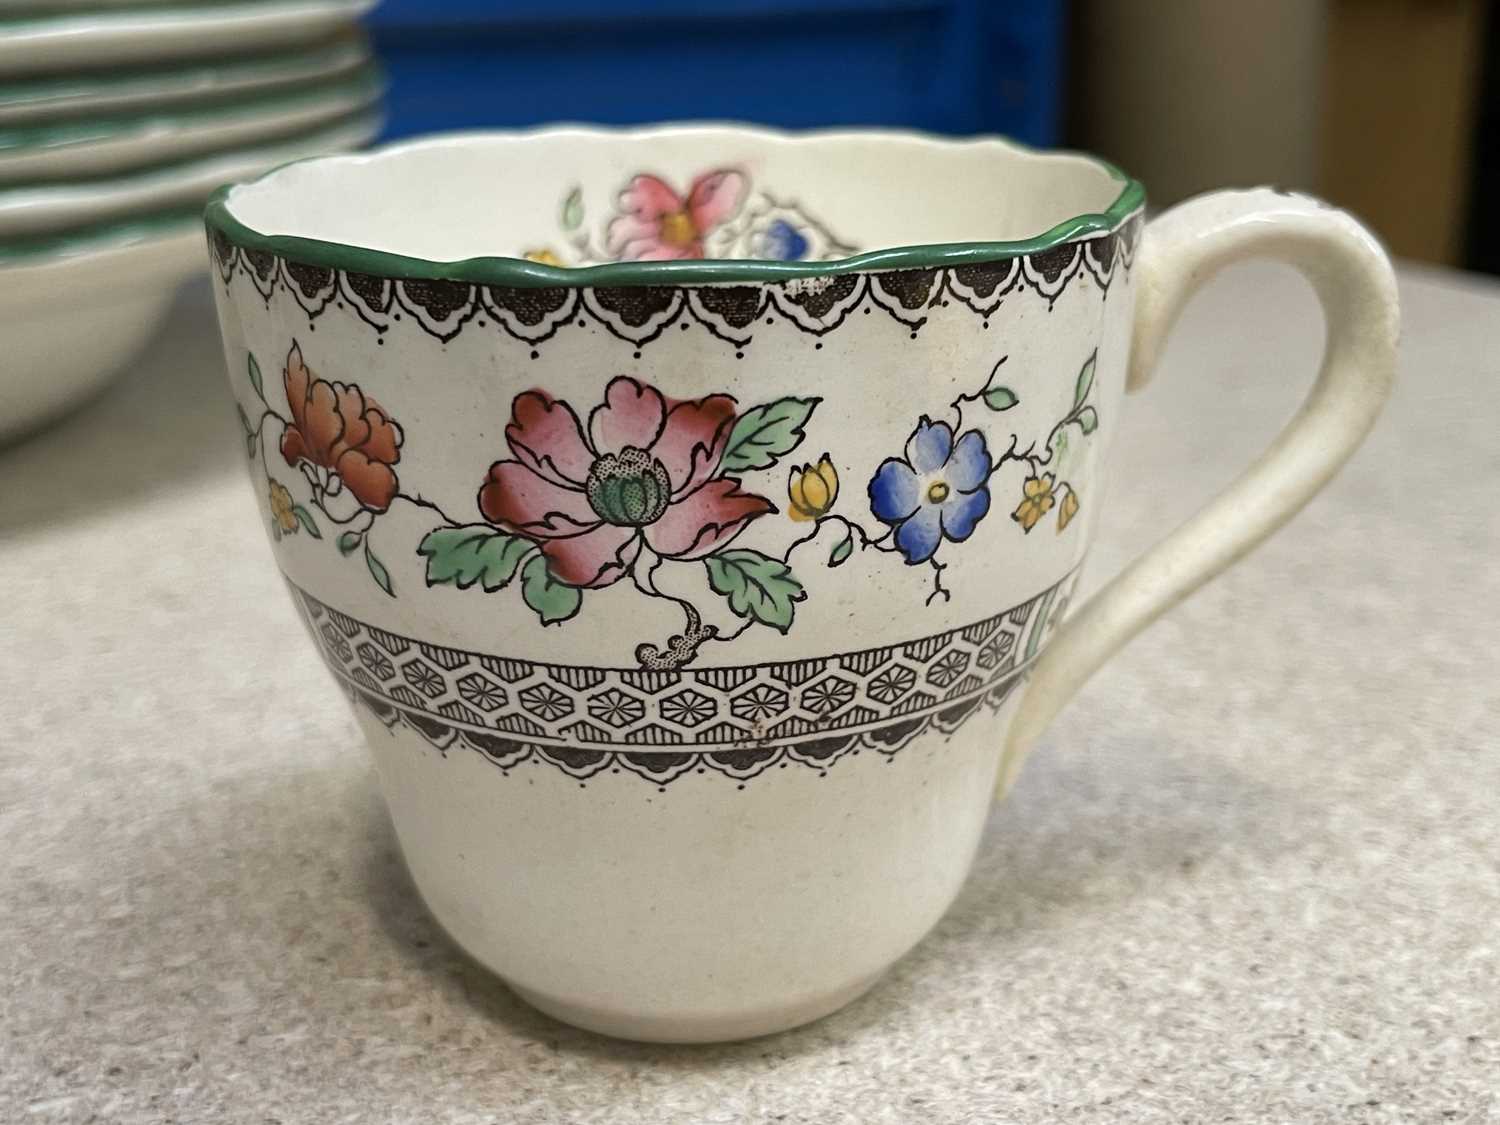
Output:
top-left (236, 339), bottom-right (1103, 669)
top-left (605, 170), bottom-right (746, 260)
top-left (237, 346), bottom-right (401, 593)
top-left (280, 342), bottom-right (403, 512)
top-left (477, 377), bottom-right (771, 588)
top-left (787, 455), bottom-right (839, 522)
top-left (538, 167), bottom-right (858, 266)
top-left (710, 192), bottom-right (859, 262)
top-left (870, 420), bottom-right (993, 564)
top-left (769, 350), bottom-right (1101, 606)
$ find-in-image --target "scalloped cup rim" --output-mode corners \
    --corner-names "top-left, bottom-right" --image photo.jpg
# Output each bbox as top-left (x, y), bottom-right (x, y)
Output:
top-left (204, 123), bottom-right (1147, 289)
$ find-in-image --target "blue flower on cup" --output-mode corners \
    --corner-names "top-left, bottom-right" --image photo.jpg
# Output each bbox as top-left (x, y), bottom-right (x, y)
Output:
top-left (760, 219), bottom-right (810, 261)
top-left (867, 418), bottom-right (992, 563)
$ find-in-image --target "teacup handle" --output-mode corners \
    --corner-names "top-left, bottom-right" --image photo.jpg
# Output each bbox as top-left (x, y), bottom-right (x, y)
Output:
top-left (997, 188), bottom-right (1399, 796)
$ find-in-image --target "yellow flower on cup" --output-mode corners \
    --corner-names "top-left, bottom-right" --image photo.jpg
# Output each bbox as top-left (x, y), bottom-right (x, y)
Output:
top-left (787, 454), bottom-right (839, 521)
top-left (269, 479), bottom-right (298, 535)
top-left (524, 247), bottom-right (564, 266)
top-left (1011, 473), bottom-right (1055, 532)
top-left (1057, 487), bottom-right (1080, 532)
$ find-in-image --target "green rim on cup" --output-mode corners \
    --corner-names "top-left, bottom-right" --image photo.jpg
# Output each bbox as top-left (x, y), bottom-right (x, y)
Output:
top-left (204, 127), bottom-right (1148, 290)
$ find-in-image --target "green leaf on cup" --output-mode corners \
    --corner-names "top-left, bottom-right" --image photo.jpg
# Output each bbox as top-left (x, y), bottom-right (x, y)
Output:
top-left (291, 504), bottom-right (322, 539)
top-left (365, 543), bottom-right (395, 597)
top-left (1076, 406), bottom-right (1099, 434)
top-left (719, 397), bottom-right (820, 472)
top-left (1073, 353), bottom-right (1096, 411)
top-left (237, 404), bottom-right (257, 458)
top-left (336, 530), bottom-right (363, 556)
top-left (418, 525), bottom-right (533, 591)
top-left (829, 533), bottom-right (854, 567)
top-left (561, 186), bottom-right (584, 231)
top-left (247, 352), bottom-right (264, 401)
top-left (982, 386), bottom-right (1019, 412)
top-left (704, 549), bottom-right (806, 633)
top-left (520, 554), bottom-right (582, 624)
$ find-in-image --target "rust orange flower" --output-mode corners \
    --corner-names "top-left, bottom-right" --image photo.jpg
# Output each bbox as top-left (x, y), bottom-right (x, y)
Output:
top-left (279, 342), bottom-right (403, 512)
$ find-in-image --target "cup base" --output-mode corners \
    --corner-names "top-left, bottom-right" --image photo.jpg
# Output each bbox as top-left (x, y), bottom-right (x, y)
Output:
top-left (398, 826), bottom-right (904, 1045)
top-left (504, 969), bottom-right (890, 1044)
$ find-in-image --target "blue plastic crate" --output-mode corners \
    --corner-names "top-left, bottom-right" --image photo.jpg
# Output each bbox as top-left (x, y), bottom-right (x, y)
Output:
top-left (367, 0), bottom-right (1063, 144)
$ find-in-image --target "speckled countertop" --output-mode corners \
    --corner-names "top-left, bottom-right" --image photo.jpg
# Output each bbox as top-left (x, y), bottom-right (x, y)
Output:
top-left (2, 262), bottom-right (1496, 1124)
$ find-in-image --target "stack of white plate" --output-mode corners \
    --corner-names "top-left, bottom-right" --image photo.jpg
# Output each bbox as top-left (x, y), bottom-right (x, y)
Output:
top-left (0, 0), bottom-right (381, 443)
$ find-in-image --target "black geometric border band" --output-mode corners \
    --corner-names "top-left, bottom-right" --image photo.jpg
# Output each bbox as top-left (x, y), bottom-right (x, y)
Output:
top-left (288, 571), bottom-right (1076, 787)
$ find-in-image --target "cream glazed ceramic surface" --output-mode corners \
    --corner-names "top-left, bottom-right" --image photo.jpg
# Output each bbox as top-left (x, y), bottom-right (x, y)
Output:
top-left (0, 33), bottom-right (371, 127)
top-left (0, 0), bottom-right (376, 78)
top-left (0, 111), bottom-right (380, 237)
top-left (1, 217), bottom-right (200, 443)
top-left (0, 67), bottom-right (383, 184)
top-left (205, 126), bottom-right (1399, 1042)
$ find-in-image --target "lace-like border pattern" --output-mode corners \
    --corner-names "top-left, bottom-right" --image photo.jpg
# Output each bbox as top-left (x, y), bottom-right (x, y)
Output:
top-left (290, 571), bottom-right (1076, 787)
top-left (209, 218), bottom-right (1140, 350)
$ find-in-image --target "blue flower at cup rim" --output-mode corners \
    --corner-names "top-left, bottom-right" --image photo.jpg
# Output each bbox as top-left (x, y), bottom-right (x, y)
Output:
top-left (760, 218), bottom-right (810, 261)
top-left (867, 418), bottom-right (992, 563)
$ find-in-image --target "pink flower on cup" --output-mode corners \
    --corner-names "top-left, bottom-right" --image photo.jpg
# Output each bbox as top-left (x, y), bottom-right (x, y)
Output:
top-left (479, 377), bottom-right (775, 587)
top-left (606, 170), bottom-right (746, 260)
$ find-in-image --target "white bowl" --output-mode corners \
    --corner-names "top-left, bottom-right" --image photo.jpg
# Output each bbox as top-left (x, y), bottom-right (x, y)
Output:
top-left (0, 110), bottom-right (381, 237)
top-left (0, 0), bottom-right (375, 78)
top-left (0, 31), bottom-right (369, 127)
top-left (0, 215), bottom-right (201, 443)
top-left (0, 67), bottom-right (381, 183)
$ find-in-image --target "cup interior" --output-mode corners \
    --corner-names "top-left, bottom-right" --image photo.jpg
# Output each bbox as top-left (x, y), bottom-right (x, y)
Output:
top-left (216, 124), bottom-right (1135, 267)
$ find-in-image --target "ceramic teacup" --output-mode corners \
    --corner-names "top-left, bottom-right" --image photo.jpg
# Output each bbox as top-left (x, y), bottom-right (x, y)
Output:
top-left (206, 125), bottom-right (1397, 1043)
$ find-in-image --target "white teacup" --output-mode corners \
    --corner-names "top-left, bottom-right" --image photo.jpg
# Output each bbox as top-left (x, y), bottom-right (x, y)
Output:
top-left (206, 125), bottom-right (1397, 1042)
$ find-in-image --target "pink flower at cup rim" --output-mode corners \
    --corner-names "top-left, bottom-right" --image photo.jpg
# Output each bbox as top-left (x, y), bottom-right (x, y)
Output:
top-left (606, 169), bottom-right (746, 261)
